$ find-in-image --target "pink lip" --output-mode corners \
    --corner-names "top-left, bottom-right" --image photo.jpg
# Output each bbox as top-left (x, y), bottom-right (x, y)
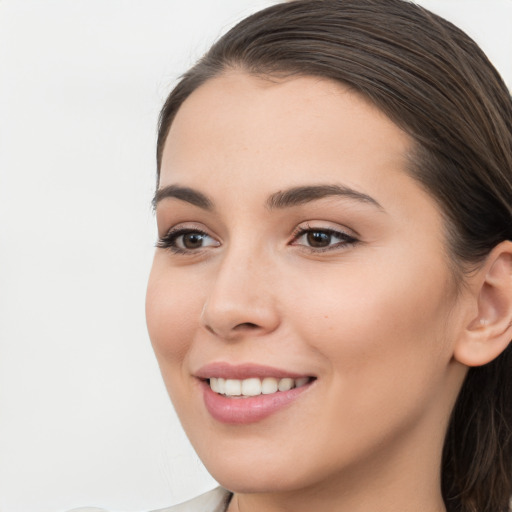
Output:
top-left (195, 362), bottom-right (315, 425)
top-left (195, 362), bottom-right (310, 380)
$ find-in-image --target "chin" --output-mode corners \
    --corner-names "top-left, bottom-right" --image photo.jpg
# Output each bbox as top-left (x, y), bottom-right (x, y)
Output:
top-left (206, 461), bottom-right (310, 494)
top-left (194, 436), bottom-right (334, 495)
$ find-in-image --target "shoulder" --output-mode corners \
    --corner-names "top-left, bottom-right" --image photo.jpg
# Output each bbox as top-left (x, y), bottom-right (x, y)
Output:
top-left (151, 488), bottom-right (233, 512)
top-left (66, 487), bottom-right (232, 512)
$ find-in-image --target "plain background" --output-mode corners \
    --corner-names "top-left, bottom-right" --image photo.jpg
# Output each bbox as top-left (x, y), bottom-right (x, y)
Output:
top-left (0, 1), bottom-right (511, 511)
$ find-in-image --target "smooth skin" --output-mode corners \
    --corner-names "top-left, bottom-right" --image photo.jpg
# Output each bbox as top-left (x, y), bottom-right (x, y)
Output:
top-left (146, 73), bottom-right (512, 512)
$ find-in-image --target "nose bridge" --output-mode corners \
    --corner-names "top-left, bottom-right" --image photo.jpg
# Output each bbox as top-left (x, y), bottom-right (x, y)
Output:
top-left (201, 238), bottom-right (279, 338)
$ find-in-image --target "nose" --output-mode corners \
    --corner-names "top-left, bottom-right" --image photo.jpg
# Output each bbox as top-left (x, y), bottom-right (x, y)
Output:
top-left (200, 248), bottom-right (280, 340)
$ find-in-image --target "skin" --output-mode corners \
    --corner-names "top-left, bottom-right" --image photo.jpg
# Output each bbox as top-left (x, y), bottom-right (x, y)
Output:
top-left (146, 72), bottom-right (478, 512)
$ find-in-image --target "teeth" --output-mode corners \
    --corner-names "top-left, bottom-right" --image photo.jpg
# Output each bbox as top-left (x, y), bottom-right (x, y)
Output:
top-left (295, 377), bottom-right (309, 388)
top-left (241, 378), bottom-right (261, 397)
top-left (261, 377), bottom-right (278, 395)
top-left (208, 376), bottom-right (312, 397)
top-left (217, 378), bottom-right (225, 394)
top-left (225, 379), bottom-right (242, 396)
top-left (278, 378), bottom-right (294, 392)
top-left (210, 377), bottom-right (219, 393)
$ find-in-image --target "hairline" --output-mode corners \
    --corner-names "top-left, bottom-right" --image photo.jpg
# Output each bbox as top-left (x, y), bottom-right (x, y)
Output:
top-left (157, 66), bottom-right (473, 288)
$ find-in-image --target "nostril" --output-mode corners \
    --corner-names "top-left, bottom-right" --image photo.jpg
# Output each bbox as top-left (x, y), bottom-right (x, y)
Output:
top-left (203, 322), bottom-right (258, 335)
top-left (234, 322), bottom-right (259, 330)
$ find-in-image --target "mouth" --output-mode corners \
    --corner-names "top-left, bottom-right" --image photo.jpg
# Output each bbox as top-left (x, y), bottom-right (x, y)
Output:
top-left (195, 363), bottom-right (316, 424)
top-left (207, 376), bottom-right (314, 398)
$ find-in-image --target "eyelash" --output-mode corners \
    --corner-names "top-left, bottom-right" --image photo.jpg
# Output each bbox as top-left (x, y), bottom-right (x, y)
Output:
top-left (156, 225), bottom-right (359, 255)
top-left (156, 228), bottom-right (218, 255)
top-left (290, 225), bottom-right (359, 253)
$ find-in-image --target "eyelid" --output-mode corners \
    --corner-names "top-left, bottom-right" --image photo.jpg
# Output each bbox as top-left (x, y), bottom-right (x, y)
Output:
top-left (156, 223), bottom-right (221, 254)
top-left (289, 222), bottom-right (359, 252)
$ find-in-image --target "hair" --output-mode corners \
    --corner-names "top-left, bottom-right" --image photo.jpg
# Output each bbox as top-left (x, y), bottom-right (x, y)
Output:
top-left (156, 1), bottom-right (512, 510)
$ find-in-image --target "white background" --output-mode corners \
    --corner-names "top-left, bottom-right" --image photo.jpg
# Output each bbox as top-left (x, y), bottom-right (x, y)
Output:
top-left (0, 1), bottom-right (511, 511)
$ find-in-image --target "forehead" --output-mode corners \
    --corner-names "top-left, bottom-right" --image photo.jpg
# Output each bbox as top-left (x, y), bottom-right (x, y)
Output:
top-left (160, 72), bottom-right (413, 191)
top-left (158, 71), bottom-right (448, 267)
top-left (164, 73), bottom-right (432, 201)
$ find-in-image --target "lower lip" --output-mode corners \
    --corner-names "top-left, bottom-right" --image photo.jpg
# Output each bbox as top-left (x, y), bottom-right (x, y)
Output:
top-left (201, 380), bottom-right (313, 425)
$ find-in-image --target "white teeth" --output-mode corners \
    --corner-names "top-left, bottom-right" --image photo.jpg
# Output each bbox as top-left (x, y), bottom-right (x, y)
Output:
top-left (295, 377), bottom-right (309, 388)
top-left (225, 379), bottom-right (242, 396)
top-left (241, 378), bottom-right (261, 397)
top-left (208, 376), bottom-right (312, 397)
top-left (261, 377), bottom-right (278, 395)
top-left (278, 378), bottom-right (294, 392)
top-left (210, 377), bottom-right (219, 393)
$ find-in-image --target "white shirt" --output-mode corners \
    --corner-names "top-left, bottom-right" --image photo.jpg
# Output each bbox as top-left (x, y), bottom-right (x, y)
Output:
top-left (68, 487), bottom-right (232, 512)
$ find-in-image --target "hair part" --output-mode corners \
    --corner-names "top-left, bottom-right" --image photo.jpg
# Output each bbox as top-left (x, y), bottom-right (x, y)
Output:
top-left (156, 1), bottom-right (512, 510)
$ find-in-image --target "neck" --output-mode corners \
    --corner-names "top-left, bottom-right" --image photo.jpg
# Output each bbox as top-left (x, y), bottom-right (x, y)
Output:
top-left (227, 418), bottom-right (448, 512)
top-left (229, 476), bottom-right (446, 512)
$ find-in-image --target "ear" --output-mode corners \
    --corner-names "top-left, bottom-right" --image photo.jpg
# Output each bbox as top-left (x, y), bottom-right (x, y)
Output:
top-left (454, 241), bottom-right (512, 367)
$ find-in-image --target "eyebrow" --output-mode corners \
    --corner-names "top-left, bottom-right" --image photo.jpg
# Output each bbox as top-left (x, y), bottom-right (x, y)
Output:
top-left (266, 184), bottom-right (383, 210)
top-left (152, 185), bottom-right (213, 210)
top-left (152, 183), bottom-right (382, 211)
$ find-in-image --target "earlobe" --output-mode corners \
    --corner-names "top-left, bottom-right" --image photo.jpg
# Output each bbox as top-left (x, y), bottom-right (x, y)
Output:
top-left (454, 241), bottom-right (512, 367)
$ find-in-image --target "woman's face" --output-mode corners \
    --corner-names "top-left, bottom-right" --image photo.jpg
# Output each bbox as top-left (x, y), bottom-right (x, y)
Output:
top-left (146, 73), bottom-right (468, 494)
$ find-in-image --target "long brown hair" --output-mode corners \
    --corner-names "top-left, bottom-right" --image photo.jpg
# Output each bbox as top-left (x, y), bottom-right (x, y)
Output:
top-left (156, 1), bottom-right (512, 510)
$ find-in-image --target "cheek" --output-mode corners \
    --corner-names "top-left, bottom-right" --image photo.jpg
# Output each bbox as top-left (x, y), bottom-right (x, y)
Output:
top-left (278, 260), bottom-right (457, 461)
top-left (287, 254), bottom-right (455, 384)
top-left (145, 257), bottom-right (204, 366)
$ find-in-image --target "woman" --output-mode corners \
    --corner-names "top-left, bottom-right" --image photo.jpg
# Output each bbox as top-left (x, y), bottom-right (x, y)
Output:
top-left (146, 0), bottom-right (512, 511)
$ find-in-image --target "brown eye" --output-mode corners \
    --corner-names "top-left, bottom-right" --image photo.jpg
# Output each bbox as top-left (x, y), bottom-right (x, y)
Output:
top-left (182, 232), bottom-right (207, 249)
top-left (174, 230), bottom-right (219, 251)
top-left (291, 227), bottom-right (358, 252)
top-left (306, 231), bottom-right (332, 248)
top-left (157, 228), bottom-right (220, 253)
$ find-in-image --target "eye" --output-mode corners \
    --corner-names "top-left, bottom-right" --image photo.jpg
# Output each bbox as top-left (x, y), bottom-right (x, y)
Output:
top-left (291, 226), bottom-right (358, 252)
top-left (157, 228), bottom-right (220, 254)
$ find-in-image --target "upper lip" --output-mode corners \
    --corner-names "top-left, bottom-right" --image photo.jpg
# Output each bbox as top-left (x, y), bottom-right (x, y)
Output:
top-left (195, 362), bottom-right (313, 380)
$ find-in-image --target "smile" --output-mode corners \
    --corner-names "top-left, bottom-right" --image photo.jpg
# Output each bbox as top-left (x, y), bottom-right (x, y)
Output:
top-left (209, 376), bottom-right (312, 397)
